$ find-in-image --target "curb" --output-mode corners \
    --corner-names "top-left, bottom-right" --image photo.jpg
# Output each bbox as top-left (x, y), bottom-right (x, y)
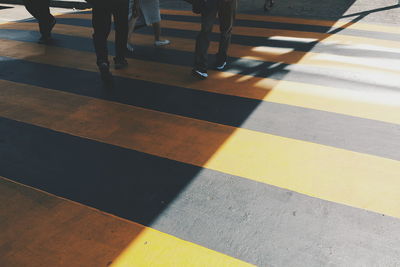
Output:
top-left (0, 0), bottom-right (90, 9)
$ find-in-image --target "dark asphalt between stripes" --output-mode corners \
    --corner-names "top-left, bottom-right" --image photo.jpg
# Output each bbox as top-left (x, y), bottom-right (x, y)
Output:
top-left (41, 17), bottom-right (400, 58)
top-left (1, 6), bottom-right (400, 266)
top-left (1, 117), bottom-right (400, 267)
top-left (1, 56), bottom-right (400, 161)
top-left (1, 28), bottom-right (399, 92)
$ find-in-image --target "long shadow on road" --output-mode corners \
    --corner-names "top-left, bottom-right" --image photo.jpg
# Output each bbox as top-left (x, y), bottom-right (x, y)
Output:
top-left (1, 1), bottom-right (399, 265)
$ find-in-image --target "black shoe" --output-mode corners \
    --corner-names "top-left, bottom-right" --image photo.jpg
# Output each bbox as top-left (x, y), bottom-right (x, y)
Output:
top-left (38, 35), bottom-right (52, 44)
top-left (114, 57), bottom-right (128, 70)
top-left (191, 68), bottom-right (208, 80)
top-left (264, 0), bottom-right (275, 12)
top-left (98, 62), bottom-right (113, 86)
top-left (38, 18), bottom-right (56, 44)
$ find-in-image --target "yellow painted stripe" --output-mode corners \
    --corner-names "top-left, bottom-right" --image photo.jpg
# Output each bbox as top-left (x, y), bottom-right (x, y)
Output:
top-left (111, 227), bottom-right (254, 267)
top-left (0, 176), bottom-right (253, 267)
top-left (159, 9), bottom-right (400, 35)
top-left (1, 37), bottom-right (399, 126)
top-left (5, 21), bottom-right (400, 76)
top-left (161, 19), bottom-right (400, 49)
top-left (58, 11), bottom-right (400, 49)
top-left (2, 80), bottom-right (400, 219)
top-left (4, 22), bottom-right (400, 76)
top-left (57, 9), bottom-right (400, 36)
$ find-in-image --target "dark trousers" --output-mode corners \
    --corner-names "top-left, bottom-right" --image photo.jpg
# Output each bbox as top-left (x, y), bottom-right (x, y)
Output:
top-left (92, 1), bottom-right (128, 65)
top-left (194, 0), bottom-right (237, 71)
top-left (23, 0), bottom-right (54, 37)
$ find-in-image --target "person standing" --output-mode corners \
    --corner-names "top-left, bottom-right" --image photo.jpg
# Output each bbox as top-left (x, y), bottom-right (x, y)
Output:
top-left (126, 0), bottom-right (170, 52)
top-left (86, 0), bottom-right (129, 85)
top-left (22, 0), bottom-right (56, 44)
top-left (192, 0), bottom-right (237, 79)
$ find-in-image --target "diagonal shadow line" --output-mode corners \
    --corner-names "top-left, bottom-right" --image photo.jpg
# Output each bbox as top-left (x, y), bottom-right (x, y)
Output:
top-left (233, 7), bottom-right (380, 82)
top-left (341, 4), bottom-right (400, 18)
top-left (2, 1), bottom-right (396, 265)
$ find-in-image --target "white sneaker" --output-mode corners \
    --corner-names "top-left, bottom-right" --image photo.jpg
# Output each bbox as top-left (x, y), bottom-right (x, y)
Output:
top-left (216, 61), bottom-right (226, 70)
top-left (192, 69), bottom-right (208, 79)
top-left (154, 40), bottom-right (170, 47)
top-left (127, 43), bottom-right (135, 52)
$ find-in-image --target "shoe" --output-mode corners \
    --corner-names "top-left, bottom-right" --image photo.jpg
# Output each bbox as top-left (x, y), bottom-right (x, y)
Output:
top-left (37, 35), bottom-right (52, 44)
top-left (264, 0), bottom-right (274, 11)
top-left (38, 18), bottom-right (56, 44)
top-left (114, 57), bottom-right (128, 70)
top-left (127, 43), bottom-right (135, 52)
top-left (215, 61), bottom-right (227, 70)
top-left (154, 40), bottom-right (170, 47)
top-left (191, 68), bottom-right (208, 80)
top-left (98, 62), bottom-right (113, 86)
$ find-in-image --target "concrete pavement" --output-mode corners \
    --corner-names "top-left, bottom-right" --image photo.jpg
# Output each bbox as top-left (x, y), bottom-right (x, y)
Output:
top-left (1, 0), bottom-right (400, 23)
top-left (0, 1), bottom-right (400, 266)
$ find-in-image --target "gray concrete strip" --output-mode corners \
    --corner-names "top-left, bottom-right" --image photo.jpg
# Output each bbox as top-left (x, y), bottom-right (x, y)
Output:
top-left (237, 100), bottom-right (400, 161)
top-left (2, 116), bottom-right (400, 267)
top-left (228, 57), bottom-right (400, 93)
top-left (2, 0), bottom-right (399, 25)
top-left (0, 4), bottom-right (78, 23)
top-left (0, 0), bottom-right (89, 9)
top-left (160, 0), bottom-right (400, 25)
top-left (0, 28), bottom-right (398, 162)
top-left (149, 167), bottom-right (400, 267)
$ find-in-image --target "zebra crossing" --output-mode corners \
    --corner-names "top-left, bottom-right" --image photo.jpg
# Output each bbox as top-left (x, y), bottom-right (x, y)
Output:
top-left (0, 8), bottom-right (400, 266)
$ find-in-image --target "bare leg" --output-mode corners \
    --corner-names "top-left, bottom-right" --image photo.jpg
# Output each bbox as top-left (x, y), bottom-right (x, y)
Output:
top-left (153, 21), bottom-right (170, 46)
top-left (152, 21), bottom-right (161, 41)
top-left (127, 16), bottom-right (138, 48)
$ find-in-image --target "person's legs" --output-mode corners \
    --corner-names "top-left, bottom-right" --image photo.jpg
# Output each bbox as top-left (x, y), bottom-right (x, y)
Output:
top-left (127, 0), bottom-right (138, 51)
top-left (23, 0), bottom-right (55, 42)
top-left (216, 0), bottom-right (237, 68)
top-left (92, 5), bottom-right (112, 65)
top-left (112, 1), bottom-right (129, 69)
top-left (113, 0), bottom-right (129, 65)
top-left (152, 21), bottom-right (170, 46)
top-left (22, 0), bottom-right (40, 20)
top-left (193, 4), bottom-right (219, 74)
top-left (153, 21), bottom-right (161, 41)
top-left (38, 0), bottom-right (55, 37)
top-left (92, 4), bottom-right (113, 85)
top-left (127, 16), bottom-right (138, 51)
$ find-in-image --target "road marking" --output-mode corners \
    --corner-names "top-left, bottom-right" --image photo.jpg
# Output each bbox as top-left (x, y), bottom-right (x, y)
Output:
top-left (56, 12), bottom-right (400, 49)
top-left (1, 37), bottom-right (399, 126)
top-left (1, 80), bottom-right (400, 219)
top-left (159, 9), bottom-right (400, 35)
top-left (0, 176), bottom-right (253, 267)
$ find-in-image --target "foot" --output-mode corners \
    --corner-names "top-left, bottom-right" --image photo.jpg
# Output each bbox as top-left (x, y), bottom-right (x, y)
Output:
top-left (38, 18), bottom-right (56, 44)
top-left (264, 0), bottom-right (274, 11)
top-left (38, 35), bottom-right (52, 44)
top-left (127, 43), bottom-right (135, 52)
top-left (114, 57), bottom-right (128, 70)
top-left (98, 62), bottom-right (113, 86)
top-left (215, 61), bottom-right (227, 70)
top-left (191, 68), bottom-right (208, 80)
top-left (154, 39), bottom-right (170, 47)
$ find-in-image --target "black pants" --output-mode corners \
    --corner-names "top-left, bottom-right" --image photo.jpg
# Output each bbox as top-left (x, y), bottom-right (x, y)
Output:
top-left (194, 0), bottom-right (237, 71)
top-left (23, 0), bottom-right (54, 38)
top-left (92, 1), bottom-right (129, 65)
